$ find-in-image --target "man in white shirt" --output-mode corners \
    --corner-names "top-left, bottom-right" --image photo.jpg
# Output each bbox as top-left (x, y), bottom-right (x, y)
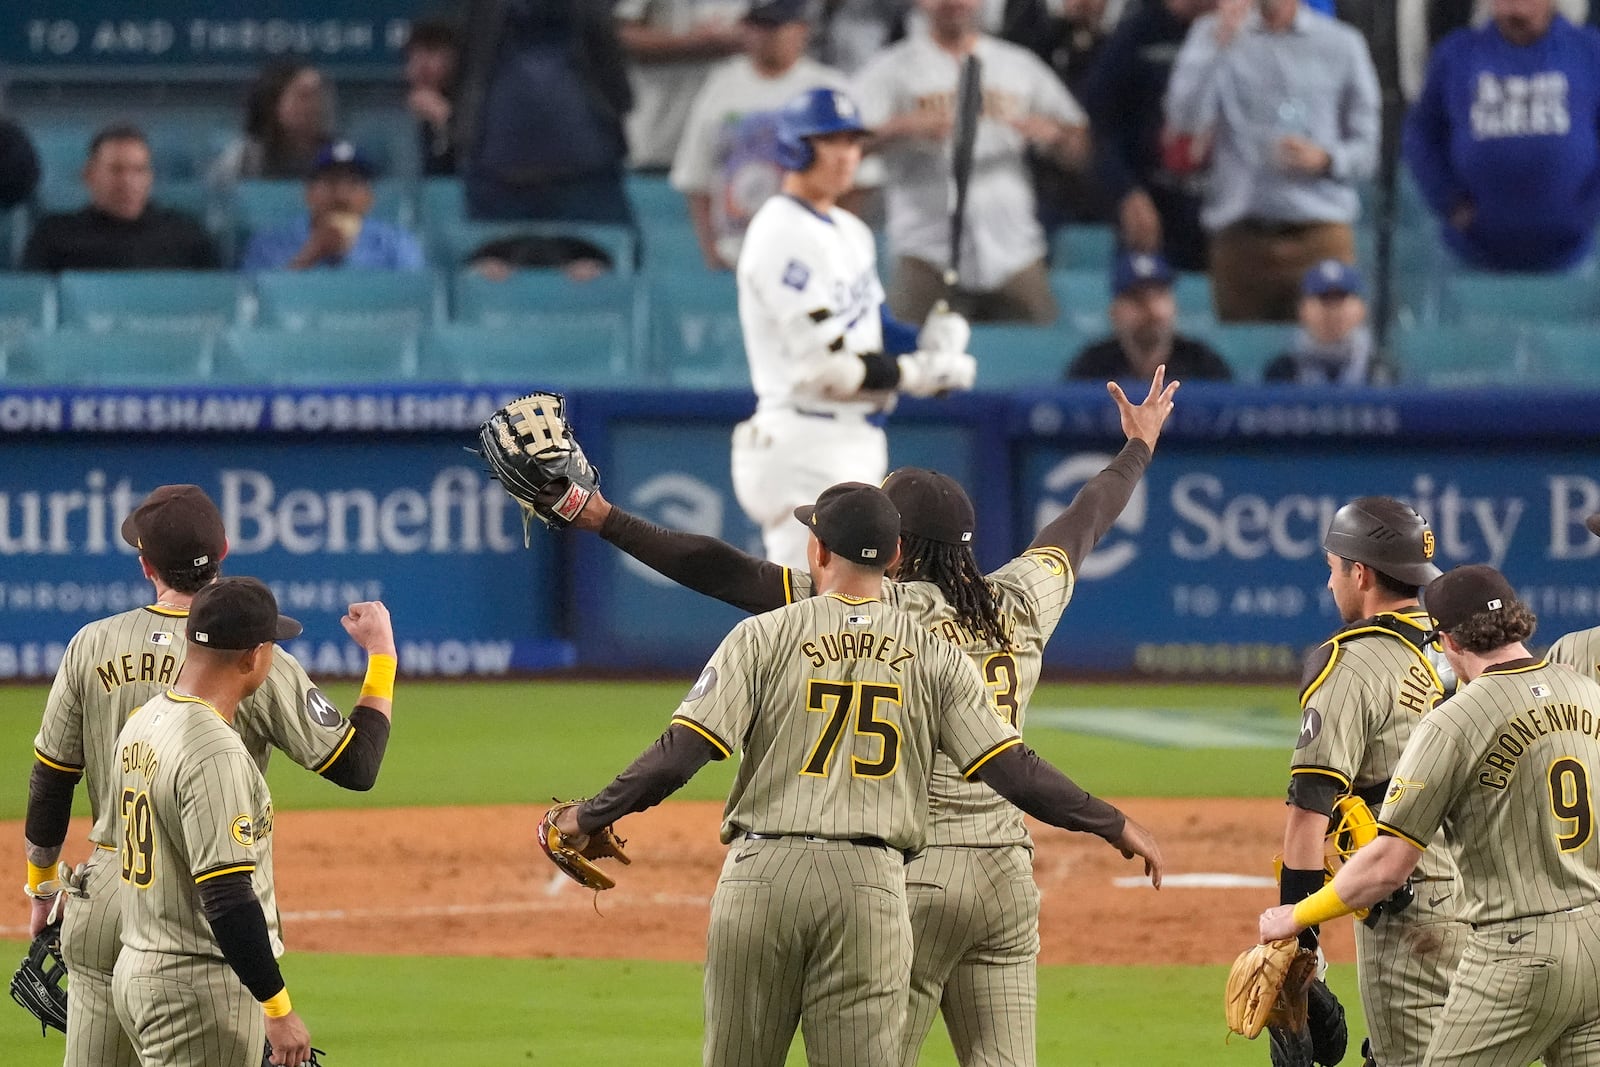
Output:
top-left (734, 87), bottom-right (977, 568)
top-left (617, 0), bottom-right (751, 169)
top-left (854, 0), bottom-right (1089, 324)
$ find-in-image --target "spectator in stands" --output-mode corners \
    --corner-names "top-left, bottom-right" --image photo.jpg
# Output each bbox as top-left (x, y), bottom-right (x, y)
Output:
top-left (856, 0), bottom-right (1088, 323)
top-left (813, 0), bottom-right (913, 74)
top-left (1035, 0), bottom-right (1123, 227)
top-left (1404, 0), bottom-right (1600, 272)
top-left (1082, 0), bottom-right (1215, 270)
top-left (0, 115), bottom-right (39, 212)
top-left (1166, 0), bottom-right (1380, 322)
top-left (616, 0), bottom-right (750, 171)
top-left (1065, 250), bottom-right (1232, 380)
top-left (465, 232), bottom-right (615, 280)
top-left (454, 0), bottom-right (634, 224)
top-left (210, 61), bottom-right (336, 188)
top-left (240, 142), bottom-right (423, 271)
top-left (405, 18), bottom-right (461, 177)
top-left (1263, 258), bottom-right (1380, 384)
top-left (22, 125), bottom-right (219, 272)
top-left (672, 0), bottom-right (856, 269)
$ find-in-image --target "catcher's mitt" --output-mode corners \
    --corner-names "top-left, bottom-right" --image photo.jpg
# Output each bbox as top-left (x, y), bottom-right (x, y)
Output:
top-left (477, 393), bottom-right (600, 540)
top-left (539, 800), bottom-right (630, 891)
top-left (1306, 977), bottom-right (1350, 1065)
top-left (263, 1042), bottom-right (327, 1066)
top-left (9, 920), bottom-right (67, 1035)
top-left (1225, 938), bottom-right (1317, 1040)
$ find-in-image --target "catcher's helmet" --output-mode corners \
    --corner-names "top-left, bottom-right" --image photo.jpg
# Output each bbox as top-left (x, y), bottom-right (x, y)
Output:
top-left (774, 88), bottom-right (869, 171)
top-left (1322, 496), bottom-right (1442, 587)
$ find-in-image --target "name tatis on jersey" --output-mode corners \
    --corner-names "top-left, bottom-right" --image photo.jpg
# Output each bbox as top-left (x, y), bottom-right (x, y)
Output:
top-left (801, 630), bottom-right (918, 672)
top-left (96, 651), bottom-right (180, 694)
top-left (1479, 701), bottom-right (1600, 789)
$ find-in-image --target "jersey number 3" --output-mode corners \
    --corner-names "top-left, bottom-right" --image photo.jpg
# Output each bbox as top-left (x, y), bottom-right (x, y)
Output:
top-left (119, 788), bottom-right (155, 888)
top-left (801, 681), bottom-right (903, 779)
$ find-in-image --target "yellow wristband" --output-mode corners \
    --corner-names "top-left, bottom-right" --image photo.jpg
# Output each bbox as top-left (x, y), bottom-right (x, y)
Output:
top-left (1293, 883), bottom-right (1354, 928)
top-left (262, 988), bottom-right (292, 1018)
top-left (359, 654), bottom-right (397, 702)
top-left (26, 861), bottom-right (58, 896)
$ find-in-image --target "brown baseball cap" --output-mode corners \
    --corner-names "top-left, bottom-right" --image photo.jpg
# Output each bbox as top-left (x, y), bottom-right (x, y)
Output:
top-left (120, 485), bottom-right (227, 571)
top-left (881, 468), bottom-right (974, 545)
top-left (1422, 564), bottom-right (1519, 637)
top-left (187, 577), bottom-right (302, 650)
top-left (793, 482), bottom-right (901, 566)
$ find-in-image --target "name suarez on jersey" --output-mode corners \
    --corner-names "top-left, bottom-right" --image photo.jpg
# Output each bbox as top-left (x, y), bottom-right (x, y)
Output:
top-left (801, 631), bottom-right (917, 672)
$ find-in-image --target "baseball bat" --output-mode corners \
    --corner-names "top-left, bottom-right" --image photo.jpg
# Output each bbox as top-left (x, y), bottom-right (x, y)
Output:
top-left (944, 53), bottom-right (983, 291)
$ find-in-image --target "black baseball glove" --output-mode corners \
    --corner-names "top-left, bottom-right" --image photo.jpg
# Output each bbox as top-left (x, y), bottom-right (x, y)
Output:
top-left (1306, 978), bottom-right (1349, 1065)
top-left (477, 392), bottom-right (600, 539)
top-left (263, 1041), bottom-right (327, 1066)
top-left (9, 919), bottom-right (67, 1035)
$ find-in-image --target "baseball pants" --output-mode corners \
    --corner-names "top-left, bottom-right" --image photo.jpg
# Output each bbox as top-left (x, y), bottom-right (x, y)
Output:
top-left (1419, 904), bottom-right (1600, 1067)
top-left (731, 410), bottom-right (888, 572)
top-left (60, 847), bottom-right (140, 1067)
top-left (113, 948), bottom-right (265, 1067)
top-left (1355, 887), bottom-right (1469, 1066)
top-left (901, 845), bottom-right (1040, 1067)
top-left (703, 836), bottom-right (912, 1067)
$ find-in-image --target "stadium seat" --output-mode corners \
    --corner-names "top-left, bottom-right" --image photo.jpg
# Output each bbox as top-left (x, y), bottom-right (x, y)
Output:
top-left (8, 329), bottom-right (216, 385)
top-left (232, 178), bottom-right (412, 242)
top-left (429, 220), bottom-right (637, 277)
top-left (1442, 272), bottom-right (1600, 327)
top-left (638, 218), bottom-right (707, 276)
top-left (344, 112), bottom-right (420, 180)
top-left (625, 173), bottom-right (687, 222)
top-left (253, 269), bottom-right (442, 332)
top-left (1189, 322), bottom-right (1298, 382)
top-left (1049, 224), bottom-right (1118, 270)
top-left (57, 271), bottom-right (244, 334)
top-left (646, 272), bottom-right (747, 386)
top-left (144, 115), bottom-right (236, 181)
top-left (223, 328), bottom-right (419, 385)
top-left (1047, 269), bottom-right (1109, 335)
top-left (968, 324), bottom-right (1076, 389)
top-left (0, 274), bottom-right (56, 342)
top-left (1171, 271), bottom-right (1215, 324)
top-left (1523, 324), bottom-right (1600, 386)
top-left (28, 124), bottom-right (96, 188)
top-left (421, 323), bottom-right (635, 388)
top-left (419, 177), bottom-right (467, 226)
top-left (453, 271), bottom-right (640, 352)
top-left (1391, 323), bottom-right (1528, 387)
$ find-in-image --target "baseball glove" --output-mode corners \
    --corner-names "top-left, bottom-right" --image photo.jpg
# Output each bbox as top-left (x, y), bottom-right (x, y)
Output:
top-left (1225, 938), bottom-right (1318, 1040)
top-left (477, 393), bottom-right (600, 540)
top-left (1305, 977), bottom-right (1350, 1065)
top-left (263, 1042), bottom-right (327, 1066)
top-left (9, 920), bottom-right (67, 1035)
top-left (539, 800), bottom-right (630, 891)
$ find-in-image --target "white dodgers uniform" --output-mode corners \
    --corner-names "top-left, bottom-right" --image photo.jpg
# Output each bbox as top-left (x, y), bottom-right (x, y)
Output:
top-left (733, 192), bottom-right (893, 569)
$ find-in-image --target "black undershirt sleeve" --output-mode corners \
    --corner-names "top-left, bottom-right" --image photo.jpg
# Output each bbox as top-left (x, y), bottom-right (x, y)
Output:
top-left (25, 761), bottom-right (81, 850)
top-left (577, 724), bottom-right (721, 834)
top-left (857, 352), bottom-right (901, 391)
top-left (1027, 440), bottom-right (1152, 566)
top-left (198, 873), bottom-right (286, 1002)
top-left (973, 745), bottom-right (1127, 842)
top-left (599, 507), bottom-right (789, 614)
top-left (318, 706), bottom-right (392, 791)
top-left (1285, 771), bottom-right (1341, 818)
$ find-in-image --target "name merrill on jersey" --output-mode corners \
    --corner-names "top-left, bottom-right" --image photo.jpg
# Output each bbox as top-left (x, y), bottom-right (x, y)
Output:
top-left (802, 629), bottom-right (918, 672)
top-left (96, 650), bottom-right (179, 693)
top-left (1478, 700), bottom-right (1600, 789)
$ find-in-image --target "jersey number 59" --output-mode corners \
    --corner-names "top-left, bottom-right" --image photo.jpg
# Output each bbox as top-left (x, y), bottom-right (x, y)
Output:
top-left (120, 788), bottom-right (155, 888)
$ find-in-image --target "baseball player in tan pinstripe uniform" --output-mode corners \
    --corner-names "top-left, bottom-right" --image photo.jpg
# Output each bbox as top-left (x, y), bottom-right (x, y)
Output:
top-left (21, 485), bottom-right (395, 1067)
top-left (1277, 497), bottom-right (1469, 1067)
top-left (1549, 512), bottom-right (1600, 683)
top-left (550, 369), bottom-right (1177, 1066)
top-left (1263, 563), bottom-right (1600, 1067)
top-left (112, 577), bottom-right (317, 1066)
top-left (551, 482), bottom-right (1163, 1067)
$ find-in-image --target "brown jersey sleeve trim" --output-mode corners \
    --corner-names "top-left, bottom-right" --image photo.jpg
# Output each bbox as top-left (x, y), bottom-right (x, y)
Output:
top-left (961, 736), bottom-right (1025, 780)
top-left (33, 748), bottom-right (84, 774)
top-left (670, 716), bottom-right (732, 758)
top-left (312, 724), bottom-right (359, 774)
top-left (1375, 822), bottom-right (1428, 851)
top-left (195, 862), bottom-right (257, 884)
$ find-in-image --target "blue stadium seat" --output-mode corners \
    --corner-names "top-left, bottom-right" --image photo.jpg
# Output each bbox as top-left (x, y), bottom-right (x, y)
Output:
top-left (253, 269), bottom-right (442, 332)
top-left (626, 173), bottom-right (687, 222)
top-left (232, 178), bottom-right (412, 241)
top-left (637, 218), bottom-right (705, 276)
top-left (57, 271), bottom-right (243, 334)
top-left (646, 272), bottom-right (746, 386)
top-left (429, 220), bottom-right (636, 276)
top-left (1391, 323), bottom-right (1528, 387)
top-left (0, 274), bottom-right (56, 342)
top-left (1047, 269), bottom-right (1109, 335)
top-left (1442, 272), bottom-right (1600, 327)
top-left (223, 328), bottom-right (419, 385)
top-left (1523, 324), bottom-right (1600, 386)
top-left (419, 177), bottom-right (467, 226)
top-left (453, 271), bottom-right (640, 354)
top-left (344, 112), bottom-right (419, 180)
top-left (1048, 224), bottom-right (1118, 270)
top-left (1188, 322), bottom-right (1298, 382)
top-left (8, 329), bottom-right (216, 385)
top-left (421, 323), bottom-right (635, 388)
top-left (1171, 271), bottom-right (1215, 324)
top-left (144, 115), bottom-right (237, 181)
top-left (28, 124), bottom-right (96, 188)
top-left (968, 324), bottom-right (1077, 388)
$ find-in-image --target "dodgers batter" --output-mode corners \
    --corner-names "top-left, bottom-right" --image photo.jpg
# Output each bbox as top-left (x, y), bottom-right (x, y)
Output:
top-left (553, 482), bottom-right (1162, 1067)
top-left (1262, 565), bottom-right (1600, 1067)
top-left (21, 485), bottom-right (396, 1067)
top-left (733, 86), bottom-right (977, 569)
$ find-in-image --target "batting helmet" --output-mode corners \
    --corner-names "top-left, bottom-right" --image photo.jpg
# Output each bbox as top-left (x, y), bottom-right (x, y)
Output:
top-left (774, 88), bottom-right (869, 171)
top-left (1322, 496), bottom-right (1442, 587)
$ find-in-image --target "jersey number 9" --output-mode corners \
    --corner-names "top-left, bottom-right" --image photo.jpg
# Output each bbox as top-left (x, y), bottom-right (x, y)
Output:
top-left (1549, 757), bottom-right (1594, 853)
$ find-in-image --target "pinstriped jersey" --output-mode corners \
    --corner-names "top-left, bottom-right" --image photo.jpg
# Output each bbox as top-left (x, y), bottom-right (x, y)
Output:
top-left (1378, 659), bottom-right (1600, 925)
top-left (114, 690), bottom-right (282, 959)
top-left (672, 592), bottom-right (1023, 852)
top-left (1291, 609), bottom-right (1460, 887)
top-left (787, 546), bottom-right (1076, 847)
top-left (34, 604), bottom-right (354, 849)
top-left (1548, 626), bottom-right (1600, 683)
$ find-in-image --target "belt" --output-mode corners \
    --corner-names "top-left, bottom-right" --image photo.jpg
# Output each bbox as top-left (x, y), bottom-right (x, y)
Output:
top-left (742, 831), bottom-right (892, 849)
top-left (792, 406), bottom-right (889, 429)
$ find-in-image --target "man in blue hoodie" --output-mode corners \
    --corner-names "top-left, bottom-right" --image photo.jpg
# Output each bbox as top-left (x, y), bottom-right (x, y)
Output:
top-left (1404, 0), bottom-right (1600, 272)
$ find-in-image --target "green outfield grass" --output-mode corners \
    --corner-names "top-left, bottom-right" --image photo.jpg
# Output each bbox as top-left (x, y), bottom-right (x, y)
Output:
top-left (0, 943), bottom-right (1366, 1065)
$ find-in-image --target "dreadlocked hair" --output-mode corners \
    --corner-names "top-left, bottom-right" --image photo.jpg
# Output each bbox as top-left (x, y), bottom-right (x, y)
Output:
top-left (897, 532), bottom-right (1012, 652)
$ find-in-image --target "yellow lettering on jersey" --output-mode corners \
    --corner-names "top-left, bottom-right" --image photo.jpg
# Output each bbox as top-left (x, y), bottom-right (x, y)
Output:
top-left (120, 740), bottom-right (159, 782)
top-left (95, 652), bottom-right (180, 694)
top-left (802, 631), bottom-right (916, 673)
